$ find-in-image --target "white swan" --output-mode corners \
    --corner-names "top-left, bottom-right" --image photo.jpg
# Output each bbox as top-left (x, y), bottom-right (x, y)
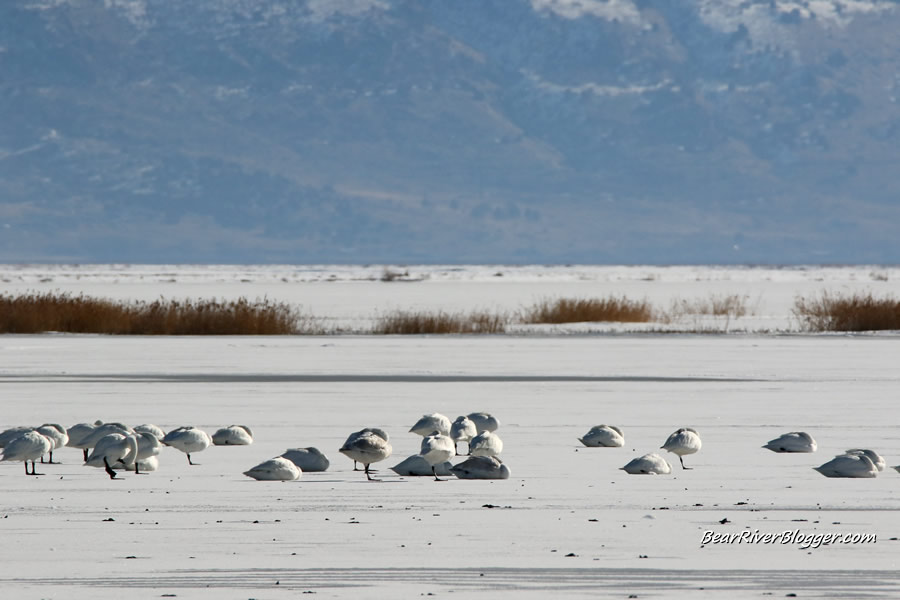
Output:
top-left (0, 426), bottom-right (33, 448)
top-left (243, 457), bottom-right (301, 481)
top-left (579, 425), bottom-right (625, 448)
top-left (85, 433), bottom-right (139, 479)
top-left (844, 449), bottom-right (885, 471)
top-left (162, 426), bottom-right (212, 465)
top-left (450, 416), bottom-right (477, 455)
top-left (468, 430), bottom-right (503, 458)
top-left (118, 432), bottom-right (162, 474)
top-left (467, 412), bottom-right (500, 433)
top-left (212, 425), bottom-right (254, 446)
top-left (339, 429), bottom-right (392, 481)
top-left (133, 424), bottom-right (166, 441)
top-left (814, 453), bottom-right (878, 478)
top-left (661, 428), bottom-right (702, 469)
top-left (66, 421), bottom-right (104, 460)
top-left (280, 447), bottom-right (330, 472)
top-left (419, 432), bottom-right (456, 481)
top-left (342, 428), bottom-right (389, 471)
top-left (621, 453), bottom-right (672, 475)
top-left (389, 455), bottom-right (454, 477)
top-left (409, 414), bottom-right (451, 437)
top-left (451, 456), bottom-right (510, 480)
top-left (1, 430), bottom-right (52, 475)
top-left (763, 431), bottom-right (817, 453)
top-left (76, 422), bottom-right (134, 461)
top-left (35, 423), bottom-right (69, 464)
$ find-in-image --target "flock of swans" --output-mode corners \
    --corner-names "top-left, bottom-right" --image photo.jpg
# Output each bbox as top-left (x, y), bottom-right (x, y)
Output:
top-left (0, 416), bottom-right (895, 480)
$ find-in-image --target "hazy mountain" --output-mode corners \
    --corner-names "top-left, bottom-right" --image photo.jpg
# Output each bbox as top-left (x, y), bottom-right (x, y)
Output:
top-left (2, 0), bottom-right (899, 264)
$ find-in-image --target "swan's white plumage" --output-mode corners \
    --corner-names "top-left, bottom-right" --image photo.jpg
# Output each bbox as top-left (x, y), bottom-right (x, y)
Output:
top-left (661, 427), bottom-right (702, 468)
top-left (844, 448), bottom-right (885, 472)
top-left (1, 431), bottom-right (52, 466)
top-left (621, 453), bottom-right (672, 475)
top-left (409, 414), bottom-right (451, 437)
top-left (134, 424), bottom-right (166, 441)
top-left (419, 433), bottom-right (455, 479)
top-left (339, 430), bottom-right (392, 479)
top-left (467, 412), bottom-right (500, 433)
top-left (390, 455), bottom-right (453, 477)
top-left (579, 425), bottom-right (625, 448)
top-left (280, 447), bottom-right (330, 472)
top-left (762, 431), bottom-right (816, 453)
top-left (243, 457), bottom-right (301, 481)
top-left (162, 426), bottom-right (212, 464)
top-left (814, 453), bottom-right (878, 478)
top-left (212, 425), bottom-right (254, 446)
top-left (451, 456), bottom-right (510, 480)
top-left (0, 426), bottom-right (34, 448)
top-left (85, 433), bottom-right (138, 469)
top-left (468, 431), bottom-right (503, 458)
top-left (450, 416), bottom-right (477, 448)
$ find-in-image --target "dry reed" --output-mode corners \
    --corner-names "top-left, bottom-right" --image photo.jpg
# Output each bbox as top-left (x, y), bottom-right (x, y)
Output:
top-left (0, 292), bottom-right (314, 335)
top-left (373, 309), bottom-right (507, 334)
top-left (793, 292), bottom-right (900, 332)
top-left (520, 296), bottom-right (653, 324)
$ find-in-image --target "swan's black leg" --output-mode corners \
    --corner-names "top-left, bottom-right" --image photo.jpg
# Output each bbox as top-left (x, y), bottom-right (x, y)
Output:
top-left (432, 466), bottom-right (445, 482)
top-left (104, 457), bottom-right (119, 480)
top-left (680, 456), bottom-right (691, 470)
top-left (30, 460), bottom-right (44, 476)
top-left (83, 448), bottom-right (89, 461)
top-left (187, 453), bottom-right (196, 465)
top-left (364, 463), bottom-right (381, 482)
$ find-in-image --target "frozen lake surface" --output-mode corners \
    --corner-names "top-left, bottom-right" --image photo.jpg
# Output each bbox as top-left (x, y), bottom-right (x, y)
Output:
top-left (1, 265), bottom-right (900, 598)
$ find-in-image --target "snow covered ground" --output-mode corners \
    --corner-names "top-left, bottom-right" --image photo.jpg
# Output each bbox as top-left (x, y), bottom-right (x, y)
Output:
top-left (1, 265), bottom-right (899, 598)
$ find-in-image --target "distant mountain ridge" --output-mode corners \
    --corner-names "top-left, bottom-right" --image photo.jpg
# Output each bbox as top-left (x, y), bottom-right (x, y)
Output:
top-left (1, 0), bottom-right (899, 263)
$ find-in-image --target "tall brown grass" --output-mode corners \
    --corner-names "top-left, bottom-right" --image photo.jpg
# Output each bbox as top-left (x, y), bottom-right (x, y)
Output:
top-left (373, 309), bottom-right (507, 334)
top-left (0, 292), bottom-right (315, 335)
top-left (520, 296), bottom-right (653, 324)
top-left (793, 292), bottom-right (900, 332)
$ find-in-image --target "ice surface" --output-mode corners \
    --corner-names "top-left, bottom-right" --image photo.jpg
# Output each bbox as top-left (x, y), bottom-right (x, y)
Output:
top-left (1, 266), bottom-right (899, 597)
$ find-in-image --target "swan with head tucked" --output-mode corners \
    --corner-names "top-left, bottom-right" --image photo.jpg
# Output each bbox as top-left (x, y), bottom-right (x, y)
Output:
top-left (212, 425), bottom-right (254, 446)
top-left (763, 431), bottom-right (817, 453)
top-left (814, 453), bottom-right (878, 478)
top-left (450, 416), bottom-right (477, 455)
top-left (339, 429), bottom-right (392, 481)
top-left (162, 426), bottom-right (212, 465)
top-left (36, 424), bottom-right (69, 464)
top-left (621, 453), bottom-right (672, 475)
top-left (73, 422), bottom-right (133, 462)
top-left (66, 421), bottom-right (103, 460)
top-left (118, 431), bottom-right (162, 474)
top-left (390, 455), bottom-right (453, 477)
top-left (451, 456), bottom-right (510, 480)
top-left (133, 424), bottom-right (166, 441)
top-left (0, 426), bottom-right (33, 448)
top-left (661, 428), bottom-right (701, 469)
top-left (409, 414), bottom-right (451, 437)
top-left (1, 430), bottom-right (52, 475)
top-left (579, 425), bottom-right (625, 448)
top-left (280, 447), bottom-right (330, 472)
top-left (468, 431), bottom-right (503, 459)
top-left (419, 432), bottom-right (456, 481)
top-left (467, 412), bottom-right (500, 434)
top-left (342, 428), bottom-right (389, 471)
top-left (243, 457), bottom-right (301, 481)
top-left (844, 449), bottom-right (885, 472)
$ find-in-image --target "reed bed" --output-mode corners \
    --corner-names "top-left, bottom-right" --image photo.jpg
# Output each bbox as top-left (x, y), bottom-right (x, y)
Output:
top-left (520, 296), bottom-right (653, 324)
top-left (793, 292), bottom-right (900, 332)
top-left (0, 292), bottom-right (312, 335)
top-left (373, 309), bottom-right (507, 334)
